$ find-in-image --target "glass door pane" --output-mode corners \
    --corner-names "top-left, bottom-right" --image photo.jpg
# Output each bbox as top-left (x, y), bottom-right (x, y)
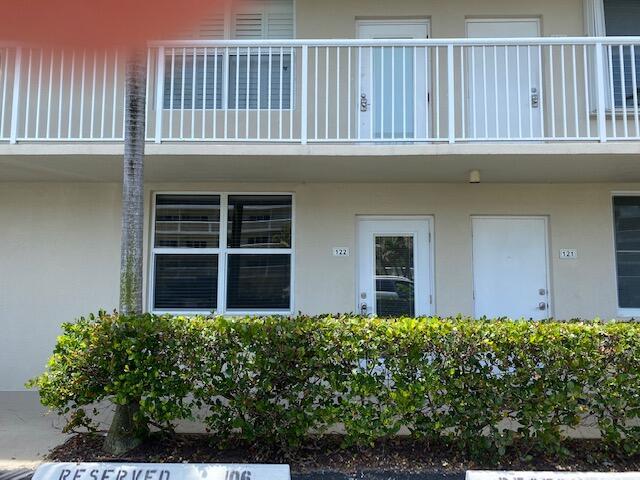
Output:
top-left (375, 235), bottom-right (415, 316)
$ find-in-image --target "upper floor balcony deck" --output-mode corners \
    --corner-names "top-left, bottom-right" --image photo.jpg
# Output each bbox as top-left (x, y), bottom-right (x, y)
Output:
top-left (1, 36), bottom-right (640, 150)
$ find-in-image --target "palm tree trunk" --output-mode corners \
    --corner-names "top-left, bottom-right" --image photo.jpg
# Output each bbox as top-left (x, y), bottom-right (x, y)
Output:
top-left (103, 47), bottom-right (147, 456)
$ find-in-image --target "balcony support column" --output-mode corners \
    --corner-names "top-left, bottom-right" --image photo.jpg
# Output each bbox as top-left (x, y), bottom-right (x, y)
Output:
top-left (9, 47), bottom-right (22, 144)
top-left (447, 44), bottom-right (455, 144)
top-left (595, 42), bottom-right (607, 143)
top-left (301, 45), bottom-right (308, 145)
top-left (154, 47), bottom-right (165, 144)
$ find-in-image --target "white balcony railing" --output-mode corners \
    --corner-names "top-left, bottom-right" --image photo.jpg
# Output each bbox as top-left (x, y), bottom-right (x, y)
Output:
top-left (1, 37), bottom-right (640, 145)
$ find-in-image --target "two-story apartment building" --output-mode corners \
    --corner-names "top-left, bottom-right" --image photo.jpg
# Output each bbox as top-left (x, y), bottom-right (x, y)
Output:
top-left (1, 0), bottom-right (640, 391)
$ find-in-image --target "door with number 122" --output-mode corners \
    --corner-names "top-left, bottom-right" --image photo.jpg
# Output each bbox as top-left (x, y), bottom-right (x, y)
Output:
top-left (357, 217), bottom-right (433, 317)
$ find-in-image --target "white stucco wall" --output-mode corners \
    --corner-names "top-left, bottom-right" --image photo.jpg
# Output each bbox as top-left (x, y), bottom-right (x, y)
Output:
top-left (0, 183), bottom-right (121, 391)
top-left (289, 182), bottom-right (618, 318)
top-left (0, 180), bottom-right (632, 390)
top-left (295, 0), bottom-right (585, 38)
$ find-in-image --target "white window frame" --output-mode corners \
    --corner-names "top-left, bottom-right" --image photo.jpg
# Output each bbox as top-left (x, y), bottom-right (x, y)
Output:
top-left (584, 0), bottom-right (607, 38)
top-left (149, 191), bottom-right (295, 315)
top-left (611, 191), bottom-right (640, 317)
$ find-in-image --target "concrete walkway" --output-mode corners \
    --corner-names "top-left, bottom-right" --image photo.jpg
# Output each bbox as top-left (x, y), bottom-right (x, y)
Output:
top-left (0, 392), bottom-right (69, 470)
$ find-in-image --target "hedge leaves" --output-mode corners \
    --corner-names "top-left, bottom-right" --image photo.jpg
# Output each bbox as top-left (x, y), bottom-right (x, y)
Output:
top-left (29, 313), bottom-right (640, 457)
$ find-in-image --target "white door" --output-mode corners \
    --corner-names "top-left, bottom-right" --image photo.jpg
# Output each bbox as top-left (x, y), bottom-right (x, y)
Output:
top-left (472, 217), bottom-right (550, 319)
top-left (357, 217), bottom-right (432, 316)
top-left (466, 19), bottom-right (543, 139)
top-left (357, 20), bottom-right (428, 140)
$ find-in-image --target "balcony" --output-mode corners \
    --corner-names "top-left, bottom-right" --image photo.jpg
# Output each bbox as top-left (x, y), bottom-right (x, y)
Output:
top-left (1, 37), bottom-right (640, 146)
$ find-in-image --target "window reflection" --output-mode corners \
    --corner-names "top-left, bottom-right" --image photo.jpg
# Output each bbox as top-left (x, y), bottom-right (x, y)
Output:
top-left (227, 254), bottom-right (291, 309)
top-left (228, 195), bottom-right (292, 248)
top-left (375, 236), bottom-right (415, 317)
top-left (154, 254), bottom-right (218, 309)
top-left (155, 195), bottom-right (220, 248)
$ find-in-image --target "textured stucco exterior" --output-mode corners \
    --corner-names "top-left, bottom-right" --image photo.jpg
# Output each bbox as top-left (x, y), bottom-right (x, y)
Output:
top-left (0, 180), bottom-right (632, 390)
top-left (295, 0), bottom-right (585, 38)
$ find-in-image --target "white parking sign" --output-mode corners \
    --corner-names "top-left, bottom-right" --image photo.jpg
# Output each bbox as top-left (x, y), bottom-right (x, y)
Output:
top-left (467, 472), bottom-right (640, 480)
top-left (32, 463), bottom-right (290, 480)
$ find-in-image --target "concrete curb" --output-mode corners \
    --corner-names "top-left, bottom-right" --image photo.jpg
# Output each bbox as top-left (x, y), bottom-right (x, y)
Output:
top-left (293, 472), bottom-right (465, 480)
top-left (2, 470), bottom-right (466, 480)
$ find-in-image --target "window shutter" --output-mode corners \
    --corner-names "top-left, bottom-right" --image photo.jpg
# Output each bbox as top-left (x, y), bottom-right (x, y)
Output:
top-left (176, 0), bottom-right (293, 40)
top-left (264, 0), bottom-right (294, 39)
top-left (181, 11), bottom-right (226, 39)
top-left (232, 0), bottom-right (294, 39)
top-left (198, 13), bottom-right (226, 39)
top-left (234, 12), bottom-right (265, 39)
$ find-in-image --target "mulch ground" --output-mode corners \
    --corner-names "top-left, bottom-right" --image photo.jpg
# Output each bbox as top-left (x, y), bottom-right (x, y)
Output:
top-left (48, 433), bottom-right (640, 473)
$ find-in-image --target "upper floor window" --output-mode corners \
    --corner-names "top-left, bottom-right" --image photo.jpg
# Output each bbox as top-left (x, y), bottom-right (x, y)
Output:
top-left (163, 0), bottom-right (294, 110)
top-left (603, 0), bottom-right (640, 108)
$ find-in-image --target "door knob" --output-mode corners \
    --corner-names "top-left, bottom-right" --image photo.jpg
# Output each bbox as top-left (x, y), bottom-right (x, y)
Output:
top-left (360, 302), bottom-right (368, 315)
top-left (538, 302), bottom-right (547, 310)
top-left (531, 87), bottom-right (539, 108)
top-left (360, 93), bottom-right (369, 112)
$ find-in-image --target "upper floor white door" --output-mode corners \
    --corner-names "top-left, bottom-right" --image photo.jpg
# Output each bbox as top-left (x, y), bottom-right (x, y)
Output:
top-left (466, 19), bottom-right (543, 140)
top-left (357, 20), bottom-right (429, 141)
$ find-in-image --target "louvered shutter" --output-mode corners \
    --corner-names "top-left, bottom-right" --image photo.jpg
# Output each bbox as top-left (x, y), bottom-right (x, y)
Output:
top-left (234, 12), bottom-right (264, 39)
top-left (165, 0), bottom-right (294, 110)
top-left (232, 0), bottom-right (294, 39)
top-left (229, 0), bottom-right (294, 108)
top-left (180, 11), bottom-right (226, 39)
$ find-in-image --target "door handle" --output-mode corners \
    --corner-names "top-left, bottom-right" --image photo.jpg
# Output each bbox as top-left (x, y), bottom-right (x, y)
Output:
top-left (360, 302), bottom-right (368, 315)
top-left (360, 93), bottom-right (369, 112)
top-left (538, 302), bottom-right (547, 311)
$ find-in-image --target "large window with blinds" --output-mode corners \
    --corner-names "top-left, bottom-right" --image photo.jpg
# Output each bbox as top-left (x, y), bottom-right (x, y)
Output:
top-left (613, 195), bottom-right (640, 312)
top-left (163, 0), bottom-right (294, 110)
top-left (151, 193), bottom-right (293, 313)
top-left (604, 0), bottom-right (640, 108)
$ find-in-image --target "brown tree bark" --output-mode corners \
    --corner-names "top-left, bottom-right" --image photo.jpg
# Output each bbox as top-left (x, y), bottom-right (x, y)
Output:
top-left (103, 47), bottom-right (147, 456)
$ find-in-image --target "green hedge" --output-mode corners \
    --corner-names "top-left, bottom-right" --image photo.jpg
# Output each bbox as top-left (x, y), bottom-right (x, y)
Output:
top-left (29, 313), bottom-right (640, 457)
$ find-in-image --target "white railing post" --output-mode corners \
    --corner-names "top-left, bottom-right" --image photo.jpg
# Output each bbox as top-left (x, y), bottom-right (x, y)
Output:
top-left (300, 45), bottom-right (308, 144)
top-left (9, 47), bottom-right (22, 144)
top-left (154, 46), bottom-right (165, 143)
top-left (595, 42), bottom-right (607, 143)
top-left (447, 44), bottom-right (455, 144)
